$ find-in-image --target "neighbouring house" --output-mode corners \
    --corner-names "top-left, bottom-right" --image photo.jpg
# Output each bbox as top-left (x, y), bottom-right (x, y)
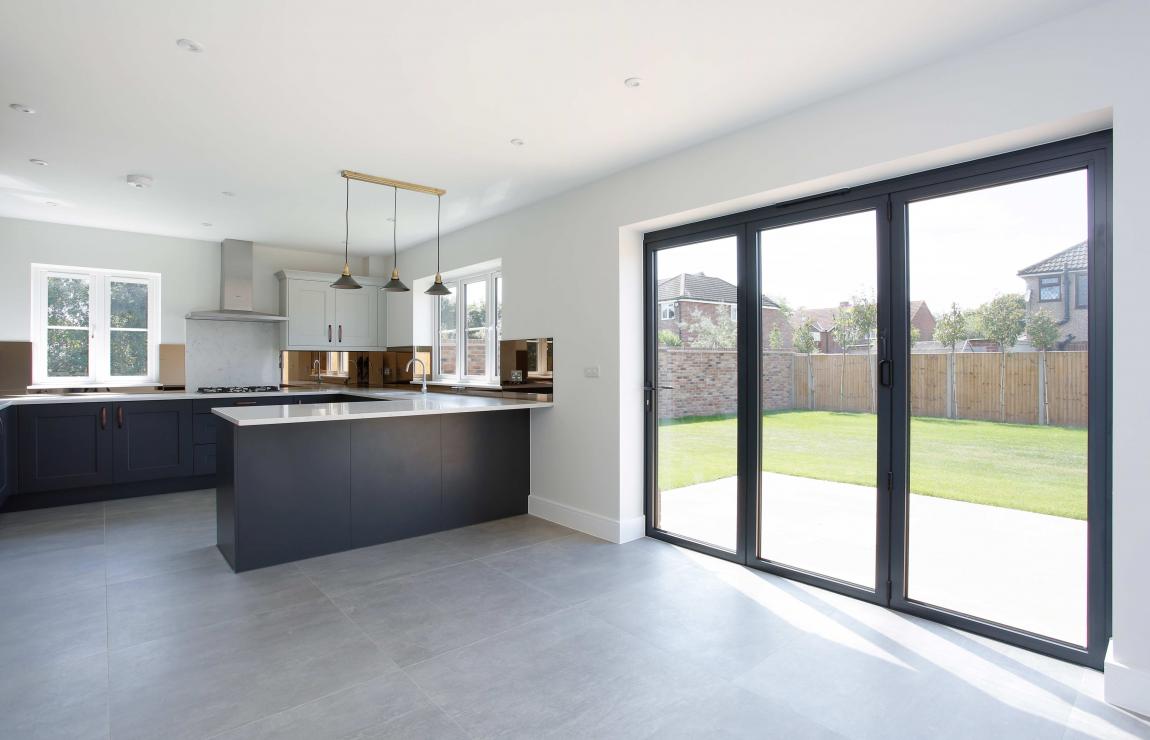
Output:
top-left (790, 300), bottom-right (934, 354)
top-left (1017, 241), bottom-right (1088, 350)
top-left (657, 272), bottom-right (793, 349)
top-left (909, 300), bottom-right (935, 341)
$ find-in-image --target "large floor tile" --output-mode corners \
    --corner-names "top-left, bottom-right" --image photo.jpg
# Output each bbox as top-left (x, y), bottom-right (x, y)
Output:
top-left (211, 672), bottom-right (430, 740)
top-left (430, 514), bottom-right (574, 559)
top-left (0, 650), bottom-right (109, 740)
top-left (480, 533), bottom-right (699, 605)
top-left (107, 560), bottom-right (325, 648)
top-left (1063, 669), bottom-right (1150, 739)
top-left (103, 489), bottom-right (213, 519)
top-left (405, 608), bottom-right (722, 739)
top-left (109, 598), bottom-right (397, 740)
top-left (0, 584), bottom-right (107, 667)
top-left (0, 541), bottom-right (107, 601)
top-left (0, 506), bottom-right (106, 558)
top-left (334, 559), bottom-right (563, 666)
top-left (581, 565), bottom-right (805, 679)
top-left (297, 532), bottom-right (474, 596)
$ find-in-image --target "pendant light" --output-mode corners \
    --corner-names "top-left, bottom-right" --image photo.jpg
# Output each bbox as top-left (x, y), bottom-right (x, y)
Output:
top-left (330, 177), bottom-right (363, 289)
top-left (382, 185), bottom-right (410, 292)
top-left (425, 195), bottom-right (451, 296)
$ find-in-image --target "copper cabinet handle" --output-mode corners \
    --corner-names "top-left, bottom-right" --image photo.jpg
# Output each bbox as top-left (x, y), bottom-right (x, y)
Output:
top-left (116, 406), bottom-right (124, 429)
top-left (338, 324), bottom-right (343, 343)
top-left (234, 400), bottom-right (258, 406)
top-left (100, 406), bottom-right (107, 430)
top-left (328, 324), bottom-right (333, 342)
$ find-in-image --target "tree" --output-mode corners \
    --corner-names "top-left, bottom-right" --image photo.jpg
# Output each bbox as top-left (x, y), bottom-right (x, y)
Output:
top-left (910, 326), bottom-right (921, 347)
top-left (933, 303), bottom-right (968, 419)
top-left (683, 307), bottom-right (737, 349)
top-left (849, 295), bottom-right (878, 411)
top-left (793, 317), bottom-right (818, 409)
top-left (657, 329), bottom-right (682, 347)
top-left (768, 325), bottom-right (783, 350)
top-left (973, 294), bottom-right (1026, 421)
top-left (830, 306), bottom-right (859, 412)
top-left (1027, 309), bottom-right (1061, 425)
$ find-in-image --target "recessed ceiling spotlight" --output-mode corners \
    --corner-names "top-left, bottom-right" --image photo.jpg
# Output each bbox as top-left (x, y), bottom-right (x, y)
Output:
top-left (201, 222), bottom-right (213, 227)
top-left (126, 174), bottom-right (153, 189)
top-left (509, 138), bottom-right (525, 146)
top-left (29, 158), bottom-right (48, 166)
top-left (9, 103), bottom-right (35, 114)
top-left (221, 191), bottom-right (235, 197)
top-left (176, 38), bottom-right (204, 53)
top-left (45, 201), bottom-right (58, 207)
top-left (624, 77), bottom-right (643, 88)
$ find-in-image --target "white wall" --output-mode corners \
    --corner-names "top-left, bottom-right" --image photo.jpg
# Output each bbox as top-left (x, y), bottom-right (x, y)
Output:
top-left (0, 217), bottom-right (371, 344)
top-left (378, 0), bottom-right (1150, 712)
top-left (0, 217), bottom-right (219, 344)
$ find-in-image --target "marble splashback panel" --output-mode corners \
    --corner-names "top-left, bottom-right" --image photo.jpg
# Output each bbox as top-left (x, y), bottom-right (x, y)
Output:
top-left (185, 320), bottom-right (281, 390)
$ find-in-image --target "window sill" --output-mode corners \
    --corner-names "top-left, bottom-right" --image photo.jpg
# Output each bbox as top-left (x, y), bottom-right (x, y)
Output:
top-left (29, 381), bottom-right (161, 390)
top-left (418, 379), bottom-right (502, 390)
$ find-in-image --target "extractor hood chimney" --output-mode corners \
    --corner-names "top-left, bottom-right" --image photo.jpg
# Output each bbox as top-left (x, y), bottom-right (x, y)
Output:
top-left (186, 239), bottom-right (288, 322)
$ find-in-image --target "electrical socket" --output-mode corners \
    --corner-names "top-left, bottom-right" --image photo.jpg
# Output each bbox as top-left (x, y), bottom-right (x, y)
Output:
top-left (584, 366), bottom-right (600, 379)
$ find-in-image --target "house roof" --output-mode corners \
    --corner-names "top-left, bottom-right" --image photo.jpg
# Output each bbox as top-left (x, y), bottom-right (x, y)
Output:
top-left (1017, 241), bottom-right (1087, 276)
top-left (793, 300), bottom-right (930, 332)
top-left (657, 273), bottom-right (780, 308)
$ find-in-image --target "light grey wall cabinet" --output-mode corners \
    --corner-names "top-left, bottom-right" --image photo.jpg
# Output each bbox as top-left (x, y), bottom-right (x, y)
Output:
top-left (277, 270), bottom-right (387, 351)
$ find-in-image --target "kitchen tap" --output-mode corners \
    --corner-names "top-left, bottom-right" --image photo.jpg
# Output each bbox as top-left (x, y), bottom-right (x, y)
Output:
top-left (311, 359), bottom-right (322, 387)
top-left (406, 357), bottom-right (428, 394)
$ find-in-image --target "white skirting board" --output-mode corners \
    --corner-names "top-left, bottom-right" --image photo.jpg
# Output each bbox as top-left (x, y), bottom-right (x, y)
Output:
top-left (1105, 641), bottom-right (1150, 717)
top-left (527, 495), bottom-right (645, 544)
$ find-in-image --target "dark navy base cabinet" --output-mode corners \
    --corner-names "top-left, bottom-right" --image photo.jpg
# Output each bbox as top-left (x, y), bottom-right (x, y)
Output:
top-left (0, 406), bottom-right (15, 506)
top-left (7, 399), bottom-right (209, 511)
top-left (113, 400), bottom-right (195, 482)
top-left (217, 410), bottom-right (531, 572)
top-left (18, 402), bottom-right (115, 492)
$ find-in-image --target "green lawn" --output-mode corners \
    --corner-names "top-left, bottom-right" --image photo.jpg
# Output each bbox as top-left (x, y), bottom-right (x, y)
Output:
top-left (658, 411), bottom-right (1087, 519)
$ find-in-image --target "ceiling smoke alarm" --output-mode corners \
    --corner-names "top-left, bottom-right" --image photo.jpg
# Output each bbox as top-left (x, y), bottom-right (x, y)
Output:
top-left (126, 174), bottom-right (153, 189)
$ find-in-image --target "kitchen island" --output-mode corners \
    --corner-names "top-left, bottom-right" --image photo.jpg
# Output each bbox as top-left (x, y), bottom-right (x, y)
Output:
top-left (212, 393), bottom-right (552, 572)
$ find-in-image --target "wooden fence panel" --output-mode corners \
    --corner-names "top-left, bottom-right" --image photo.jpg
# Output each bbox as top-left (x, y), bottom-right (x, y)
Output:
top-left (909, 354), bottom-right (947, 418)
top-left (1045, 351), bottom-right (1089, 427)
top-left (807, 354), bottom-right (875, 413)
top-left (793, 355), bottom-right (811, 410)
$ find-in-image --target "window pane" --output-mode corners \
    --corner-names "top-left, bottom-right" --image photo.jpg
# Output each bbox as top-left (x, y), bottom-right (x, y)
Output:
top-left (47, 328), bottom-right (89, 377)
top-left (465, 280), bottom-right (487, 377)
top-left (907, 169), bottom-right (1088, 645)
top-left (110, 330), bottom-right (147, 376)
top-left (438, 286), bottom-right (457, 376)
top-left (110, 281), bottom-right (148, 328)
top-left (47, 276), bottom-right (89, 327)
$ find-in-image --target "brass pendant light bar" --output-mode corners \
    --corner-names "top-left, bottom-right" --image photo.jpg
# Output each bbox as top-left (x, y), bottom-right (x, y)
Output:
top-left (340, 169), bottom-right (446, 197)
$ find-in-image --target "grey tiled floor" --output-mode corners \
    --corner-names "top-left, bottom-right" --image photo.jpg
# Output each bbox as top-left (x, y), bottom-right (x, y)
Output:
top-left (1, 490), bottom-right (1147, 739)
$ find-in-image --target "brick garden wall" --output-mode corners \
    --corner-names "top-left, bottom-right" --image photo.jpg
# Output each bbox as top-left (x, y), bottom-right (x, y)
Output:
top-left (656, 349), bottom-right (794, 419)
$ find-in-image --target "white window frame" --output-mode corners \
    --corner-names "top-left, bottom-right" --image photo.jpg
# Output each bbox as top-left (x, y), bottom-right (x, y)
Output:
top-left (432, 269), bottom-right (501, 384)
top-left (31, 264), bottom-right (161, 387)
top-left (660, 302), bottom-right (677, 320)
top-left (730, 303), bottom-right (738, 321)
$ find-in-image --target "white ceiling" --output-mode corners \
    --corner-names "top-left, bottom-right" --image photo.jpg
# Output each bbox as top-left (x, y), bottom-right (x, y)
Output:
top-left (0, 0), bottom-right (1101, 257)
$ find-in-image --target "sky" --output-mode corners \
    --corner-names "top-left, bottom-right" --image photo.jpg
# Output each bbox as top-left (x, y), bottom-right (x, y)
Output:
top-left (656, 169), bottom-right (1087, 315)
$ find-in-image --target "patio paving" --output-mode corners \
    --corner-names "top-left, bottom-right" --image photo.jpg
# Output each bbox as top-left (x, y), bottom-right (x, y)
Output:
top-left (658, 472), bottom-right (1087, 645)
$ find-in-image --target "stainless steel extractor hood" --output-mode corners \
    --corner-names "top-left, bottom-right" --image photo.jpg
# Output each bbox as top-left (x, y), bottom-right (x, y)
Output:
top-left (186, 239), bottom-right (288, 322)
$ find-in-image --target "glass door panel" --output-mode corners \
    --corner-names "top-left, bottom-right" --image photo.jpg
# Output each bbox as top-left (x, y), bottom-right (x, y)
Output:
top-left (653, 236), bottom-right (739, 551)
top-left (906, 170), bottom-right (1089, 645)
top-left (758, 211), bottom-right (879, 589)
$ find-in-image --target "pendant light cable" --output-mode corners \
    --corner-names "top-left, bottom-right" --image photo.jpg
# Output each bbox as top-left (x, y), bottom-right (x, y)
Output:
top-left (425, 193), bottom-right (451, 296)
top-left (331, 175), bottom-right (362, 289)
top-left (383, 184), bottom-right (410, 291)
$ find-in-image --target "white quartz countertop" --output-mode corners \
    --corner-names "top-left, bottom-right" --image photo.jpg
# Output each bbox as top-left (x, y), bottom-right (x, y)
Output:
top-left (212, 393), bottom-right (552, 426)
top-left (1, 387), bottom-right (352, 404)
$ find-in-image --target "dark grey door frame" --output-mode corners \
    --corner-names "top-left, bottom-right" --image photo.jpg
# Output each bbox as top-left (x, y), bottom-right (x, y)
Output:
top-left (643, 130), bottom-right (1112, 668)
